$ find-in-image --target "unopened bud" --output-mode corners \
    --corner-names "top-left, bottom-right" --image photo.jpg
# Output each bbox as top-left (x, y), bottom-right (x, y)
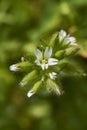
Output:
top-left (55, 50), bottom-right (66, 59)
top-left (49, 32), bottom-right (58, 47)
top-left (46, 79), bottom-right (61, 95)
top-left (64, 46), bottom-right (80, 56)
top-left (9, 61), bottom-right (32, 72)
top-left (20, 70), bottom-right (37, 87)
top-left (27, 80), bottom-right (42, 98)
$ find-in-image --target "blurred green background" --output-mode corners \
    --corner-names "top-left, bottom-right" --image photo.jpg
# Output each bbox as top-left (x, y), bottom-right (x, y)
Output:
top-left (0, 0), bottom-right (87, 130)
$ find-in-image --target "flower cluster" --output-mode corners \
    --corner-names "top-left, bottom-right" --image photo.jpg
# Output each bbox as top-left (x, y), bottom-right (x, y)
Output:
top-left (10, 30), bottom-right (80, 98)
top-left (58, 30), bottom-right (76, 45)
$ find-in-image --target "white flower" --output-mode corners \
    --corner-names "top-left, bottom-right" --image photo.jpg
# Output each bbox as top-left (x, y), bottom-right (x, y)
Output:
top-left (59, 30), bottom-right (77, 45)
top-left (35, 47), bottom-right (58, 70)
top-left (65, 36), bottom-right (76, 45)
top-left (9, 64), bottom-right (19, 71)
top-left (59, 30), bottom-right (67, 42)
top-left (49, 72), bottom-right (57, 80)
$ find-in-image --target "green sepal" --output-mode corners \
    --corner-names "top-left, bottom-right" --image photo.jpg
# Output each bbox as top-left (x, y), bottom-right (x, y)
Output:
top-left (14, 61), bottom-right (32, 71)
top-left (30, 80), bottom-right (42, 93)
top-left (20, 70), bottom-right (37, 86)
top-left (64, 46), bottom-right (80, 57)
top-left (46, 78), bottom-right (61, 95)
top-left (49, 32), bottom-right (58, 47)
top-left (55, 50), bottom-right (66, 59)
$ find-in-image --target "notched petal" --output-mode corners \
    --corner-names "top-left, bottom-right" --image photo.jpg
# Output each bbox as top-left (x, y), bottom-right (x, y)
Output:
top-left (44, 47), bottom-right (52, 58)
top-left (59, 30), bottom-right (67, 41)
top-left (34, 49), bottom-right (42, 59)
top-left (48, 58), bottom-right (58, 65)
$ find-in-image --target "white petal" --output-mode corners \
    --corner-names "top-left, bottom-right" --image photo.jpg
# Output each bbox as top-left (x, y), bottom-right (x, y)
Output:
top-left (59, 30), bottom-right (66, 41)
top-left (44, 47), bottom-right (52, 58)
top-left (27, 90), bottom-right (34, 98)
top-left (9, 64), bottom-right (18, 71)
top-left (45, 64), bottom-right (48, 69)
top-left (70, 37), bottom-right (76, 42)
top-left (41, 64), bottom-right (45, 70)
top-left (68, 37), bottom-right (76, 45)
top-left (49, 73), bottom-right (52, 79)
top-left (64, 36), bottom-right (76, 45)
top-left (34, 49), bottom-right (42, 59)
top-left (49, 72), bottom-right (57, 80)
top-left (48, 58), bottom-right (58, 65)
top-left (52, 72), bottom-right (57, 75)
top-left (67, 37), bottom-right (75, 43)
top-left (35, 59), bottom-right (41, 65)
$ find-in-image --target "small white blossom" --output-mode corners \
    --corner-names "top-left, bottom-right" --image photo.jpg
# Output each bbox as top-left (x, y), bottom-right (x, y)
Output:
top-left (59, 30), bottom-right (67, 42)
top-left (65, 35), bottom-right (76, 45)
top-left (59, 30), bottom-right (77, 45)
top-left (9, 64), bottom-right (19, 71)
top-left (35, 47), bottom-right (58, 70)
top-left (27, 90), bottom-right (34, 98)
top-left (49, 72), bottom-right (57, 80)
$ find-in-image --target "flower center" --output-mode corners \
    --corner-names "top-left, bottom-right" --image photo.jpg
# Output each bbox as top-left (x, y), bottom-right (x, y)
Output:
top-left (40, 59), bottom-right (48, 64)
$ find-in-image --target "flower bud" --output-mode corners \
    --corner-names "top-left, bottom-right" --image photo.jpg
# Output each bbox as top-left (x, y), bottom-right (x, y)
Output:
top-left (9, 61), bottom-right (32, 72)
top-left (27, 80), bottom-right (42, 97)
top-left (55, 50), bottom-right (66, 59)
top-left (64, 46), bottom-right (80, 57)
top-left (46, 78), bottom-right (61, 95)
top-left (49, 32), bottom-right (58, 47)
top-left (20, 70), bottom-right (37, 86)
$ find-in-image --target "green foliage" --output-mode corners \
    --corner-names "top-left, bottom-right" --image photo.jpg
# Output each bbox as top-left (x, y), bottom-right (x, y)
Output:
top-left (0, 0), bottom-right (87, 130)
